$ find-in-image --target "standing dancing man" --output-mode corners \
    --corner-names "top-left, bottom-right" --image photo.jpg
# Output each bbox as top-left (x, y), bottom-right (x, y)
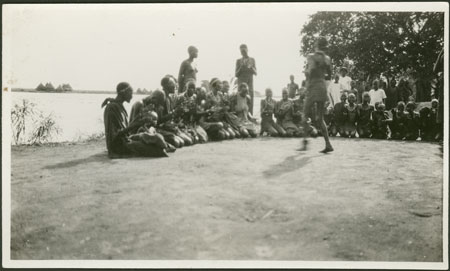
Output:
top-left (299, 36), bottom-right (334, 153)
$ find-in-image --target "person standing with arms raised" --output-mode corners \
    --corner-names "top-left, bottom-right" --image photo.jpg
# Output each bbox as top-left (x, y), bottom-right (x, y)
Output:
top-left (299, 36), bottom-right (334, 153)
top-left (235, 44), bottom-right (257, 114)
top-left (178, 46), bottom-right (198, 93)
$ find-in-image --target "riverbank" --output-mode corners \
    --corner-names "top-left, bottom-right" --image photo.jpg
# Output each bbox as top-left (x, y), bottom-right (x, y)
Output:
top-left (10, 137), bottom-right (443, 261)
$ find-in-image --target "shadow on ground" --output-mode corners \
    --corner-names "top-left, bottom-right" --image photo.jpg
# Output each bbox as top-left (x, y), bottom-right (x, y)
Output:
top-left (43, 152), bottom-right (113, 170)
top-left (263, 152), bottom-right (321, 178)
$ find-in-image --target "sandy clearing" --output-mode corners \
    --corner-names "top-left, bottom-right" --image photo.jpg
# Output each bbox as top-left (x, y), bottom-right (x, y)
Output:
top-left (10, 137), bottom-right (443, 261)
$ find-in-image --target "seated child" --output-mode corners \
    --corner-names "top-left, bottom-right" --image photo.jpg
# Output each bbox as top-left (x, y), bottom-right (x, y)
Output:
top-left (419, 107), bottom-right (433, 141)
top-left (276, 89), bottom-right (302, 137)
top-left (389, 101), bottom-right (407, 140)
top-left (342, 93), bottom-right (358, 138)
top-left (404, 101), bottom-right (420, 141)
top-left (292, 93), bottom-right (318, 137)
top-left (260, 88), bottom-right (286, 137)
top-left (371, 102), bottom-right (389, 139)
top-left (129, 110), bottom-right (176, 155)
top-left (356, 92), bottom-right (374, 138)
top-left (324, 105), bottom-right (337, 136)
top-left (430, 99), bottom-right (441, 141)
top-left (333, 93), bottom-right (348, 137)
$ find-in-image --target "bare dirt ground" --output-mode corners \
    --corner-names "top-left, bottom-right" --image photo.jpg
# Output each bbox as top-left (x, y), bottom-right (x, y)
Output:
top-left (10, 137), bottom-right (443, 261)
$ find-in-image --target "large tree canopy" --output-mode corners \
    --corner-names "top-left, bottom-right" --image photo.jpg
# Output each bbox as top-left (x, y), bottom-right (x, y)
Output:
top-left (300, 12), bottom-right (444, 79)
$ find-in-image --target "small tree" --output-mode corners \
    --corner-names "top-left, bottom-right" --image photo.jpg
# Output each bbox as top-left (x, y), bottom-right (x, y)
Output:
top-left (11, 100), bottom-right (38, 144)
top-left (30, 113), bottom-right (61, 144)
top-left (11, 99), bottom-right (61, 145)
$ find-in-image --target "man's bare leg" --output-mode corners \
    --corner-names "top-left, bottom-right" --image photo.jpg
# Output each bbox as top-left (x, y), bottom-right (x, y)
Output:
top-left (318, 109), bottom-right (333, 153)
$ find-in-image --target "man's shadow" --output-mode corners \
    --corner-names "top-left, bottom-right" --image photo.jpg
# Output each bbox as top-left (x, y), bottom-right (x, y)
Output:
top-left (43, 152), bottom-right (115, 170)
top-left (42, 151), bottom-right (168, 170)
top-left (263, 152), bottom-right (321, 178)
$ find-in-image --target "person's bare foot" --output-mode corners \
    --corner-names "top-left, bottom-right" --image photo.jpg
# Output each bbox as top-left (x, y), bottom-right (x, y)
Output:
top-left (297, 139), bottom-right (308, 151)
top-left (320, 146), bottom-right (334, 153)
top-left (166, 143), bottom-right (177, 153)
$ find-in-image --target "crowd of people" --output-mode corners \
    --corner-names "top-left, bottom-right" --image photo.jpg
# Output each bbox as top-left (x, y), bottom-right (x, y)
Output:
top-left (278, 81), bottom-right (443, 142)
top-left (101, 76), bottom-right (260, 158)
top-left (101, 41), bottom-right (443, 158)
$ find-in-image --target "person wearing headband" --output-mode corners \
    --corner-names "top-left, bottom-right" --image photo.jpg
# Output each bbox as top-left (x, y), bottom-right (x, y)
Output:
top-left (235, 44), bottom-right (257, 114)
top-left (102, 82), bottom-right (170, 158)
top-left (178, 46), bottom-right (198, 93)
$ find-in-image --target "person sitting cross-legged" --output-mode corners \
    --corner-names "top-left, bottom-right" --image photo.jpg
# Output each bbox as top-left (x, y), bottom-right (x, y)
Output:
top-left (102, 82), bottom-right (170, 158)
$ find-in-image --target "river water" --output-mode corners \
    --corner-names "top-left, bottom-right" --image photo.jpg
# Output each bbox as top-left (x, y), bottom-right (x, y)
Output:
top-left (11, 92), bottom-right (267, 143)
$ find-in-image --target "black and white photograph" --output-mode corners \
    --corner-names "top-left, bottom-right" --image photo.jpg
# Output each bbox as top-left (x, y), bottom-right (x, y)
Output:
top-left (2, 2), bottom-right (448, 269)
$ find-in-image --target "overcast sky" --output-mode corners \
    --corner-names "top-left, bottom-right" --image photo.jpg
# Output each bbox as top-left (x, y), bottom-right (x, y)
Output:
top-left (3, 3), bottom-right (447, 96)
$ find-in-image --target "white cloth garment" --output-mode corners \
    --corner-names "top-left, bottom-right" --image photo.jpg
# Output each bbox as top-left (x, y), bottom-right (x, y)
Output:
top-left (368, 88), bottom-right (387, 107)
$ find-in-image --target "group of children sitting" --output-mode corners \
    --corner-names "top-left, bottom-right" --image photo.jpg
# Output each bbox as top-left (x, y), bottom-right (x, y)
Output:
top-left (282, 86), bottom-right (442, 142)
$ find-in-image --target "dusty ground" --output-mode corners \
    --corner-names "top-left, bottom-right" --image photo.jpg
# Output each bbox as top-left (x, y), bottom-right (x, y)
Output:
top-left (10, 137), bottom-right (443, 261)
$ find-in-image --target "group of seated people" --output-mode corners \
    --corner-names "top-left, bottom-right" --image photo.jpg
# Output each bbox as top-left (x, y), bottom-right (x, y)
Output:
top-left (284, 88), bottom-right (442, 142)
top-left (102, 74), bottom-right (441, 158)
top-left (102, 75), bottom-right (260, 158)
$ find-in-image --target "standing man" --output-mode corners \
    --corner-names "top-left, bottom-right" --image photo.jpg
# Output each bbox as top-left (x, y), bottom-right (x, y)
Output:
top-left (235, 44), bottom-right (257, 114)
top-left (299, 36), bottom-right (333, 153)
top-left (178, 46), bottom-right (198, 93)
top-left (339, 67), bottom-right (352, 93)
top-left (287, 75), bottom-right (300, 99)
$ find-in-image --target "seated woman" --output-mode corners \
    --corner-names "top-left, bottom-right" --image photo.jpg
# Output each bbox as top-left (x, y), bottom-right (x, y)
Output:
top-left (174, 80), bottom-right (202, 144)
top-left (159, 75), bottom-right (194, 147)
top-left (275, 88), bottom-right (301, 137)
top-left (356, 92), bottom-right (374, 138)
top-left (102, 82), bottom-right (170, 158)
top-left (404, 101), bottom-right (420, 141)
top-left (199, 78), bottom-right (229, 141)
top-left (229, 83), bottom-right (258, 138)
top-left (190, 87), bottom-right (209, 143)
top-left (260, 88), bottom-right (286, 137)
top-left (342, 93), bottom-right (358, 138)
top-left (220, 80), bottom-right (240, 138)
